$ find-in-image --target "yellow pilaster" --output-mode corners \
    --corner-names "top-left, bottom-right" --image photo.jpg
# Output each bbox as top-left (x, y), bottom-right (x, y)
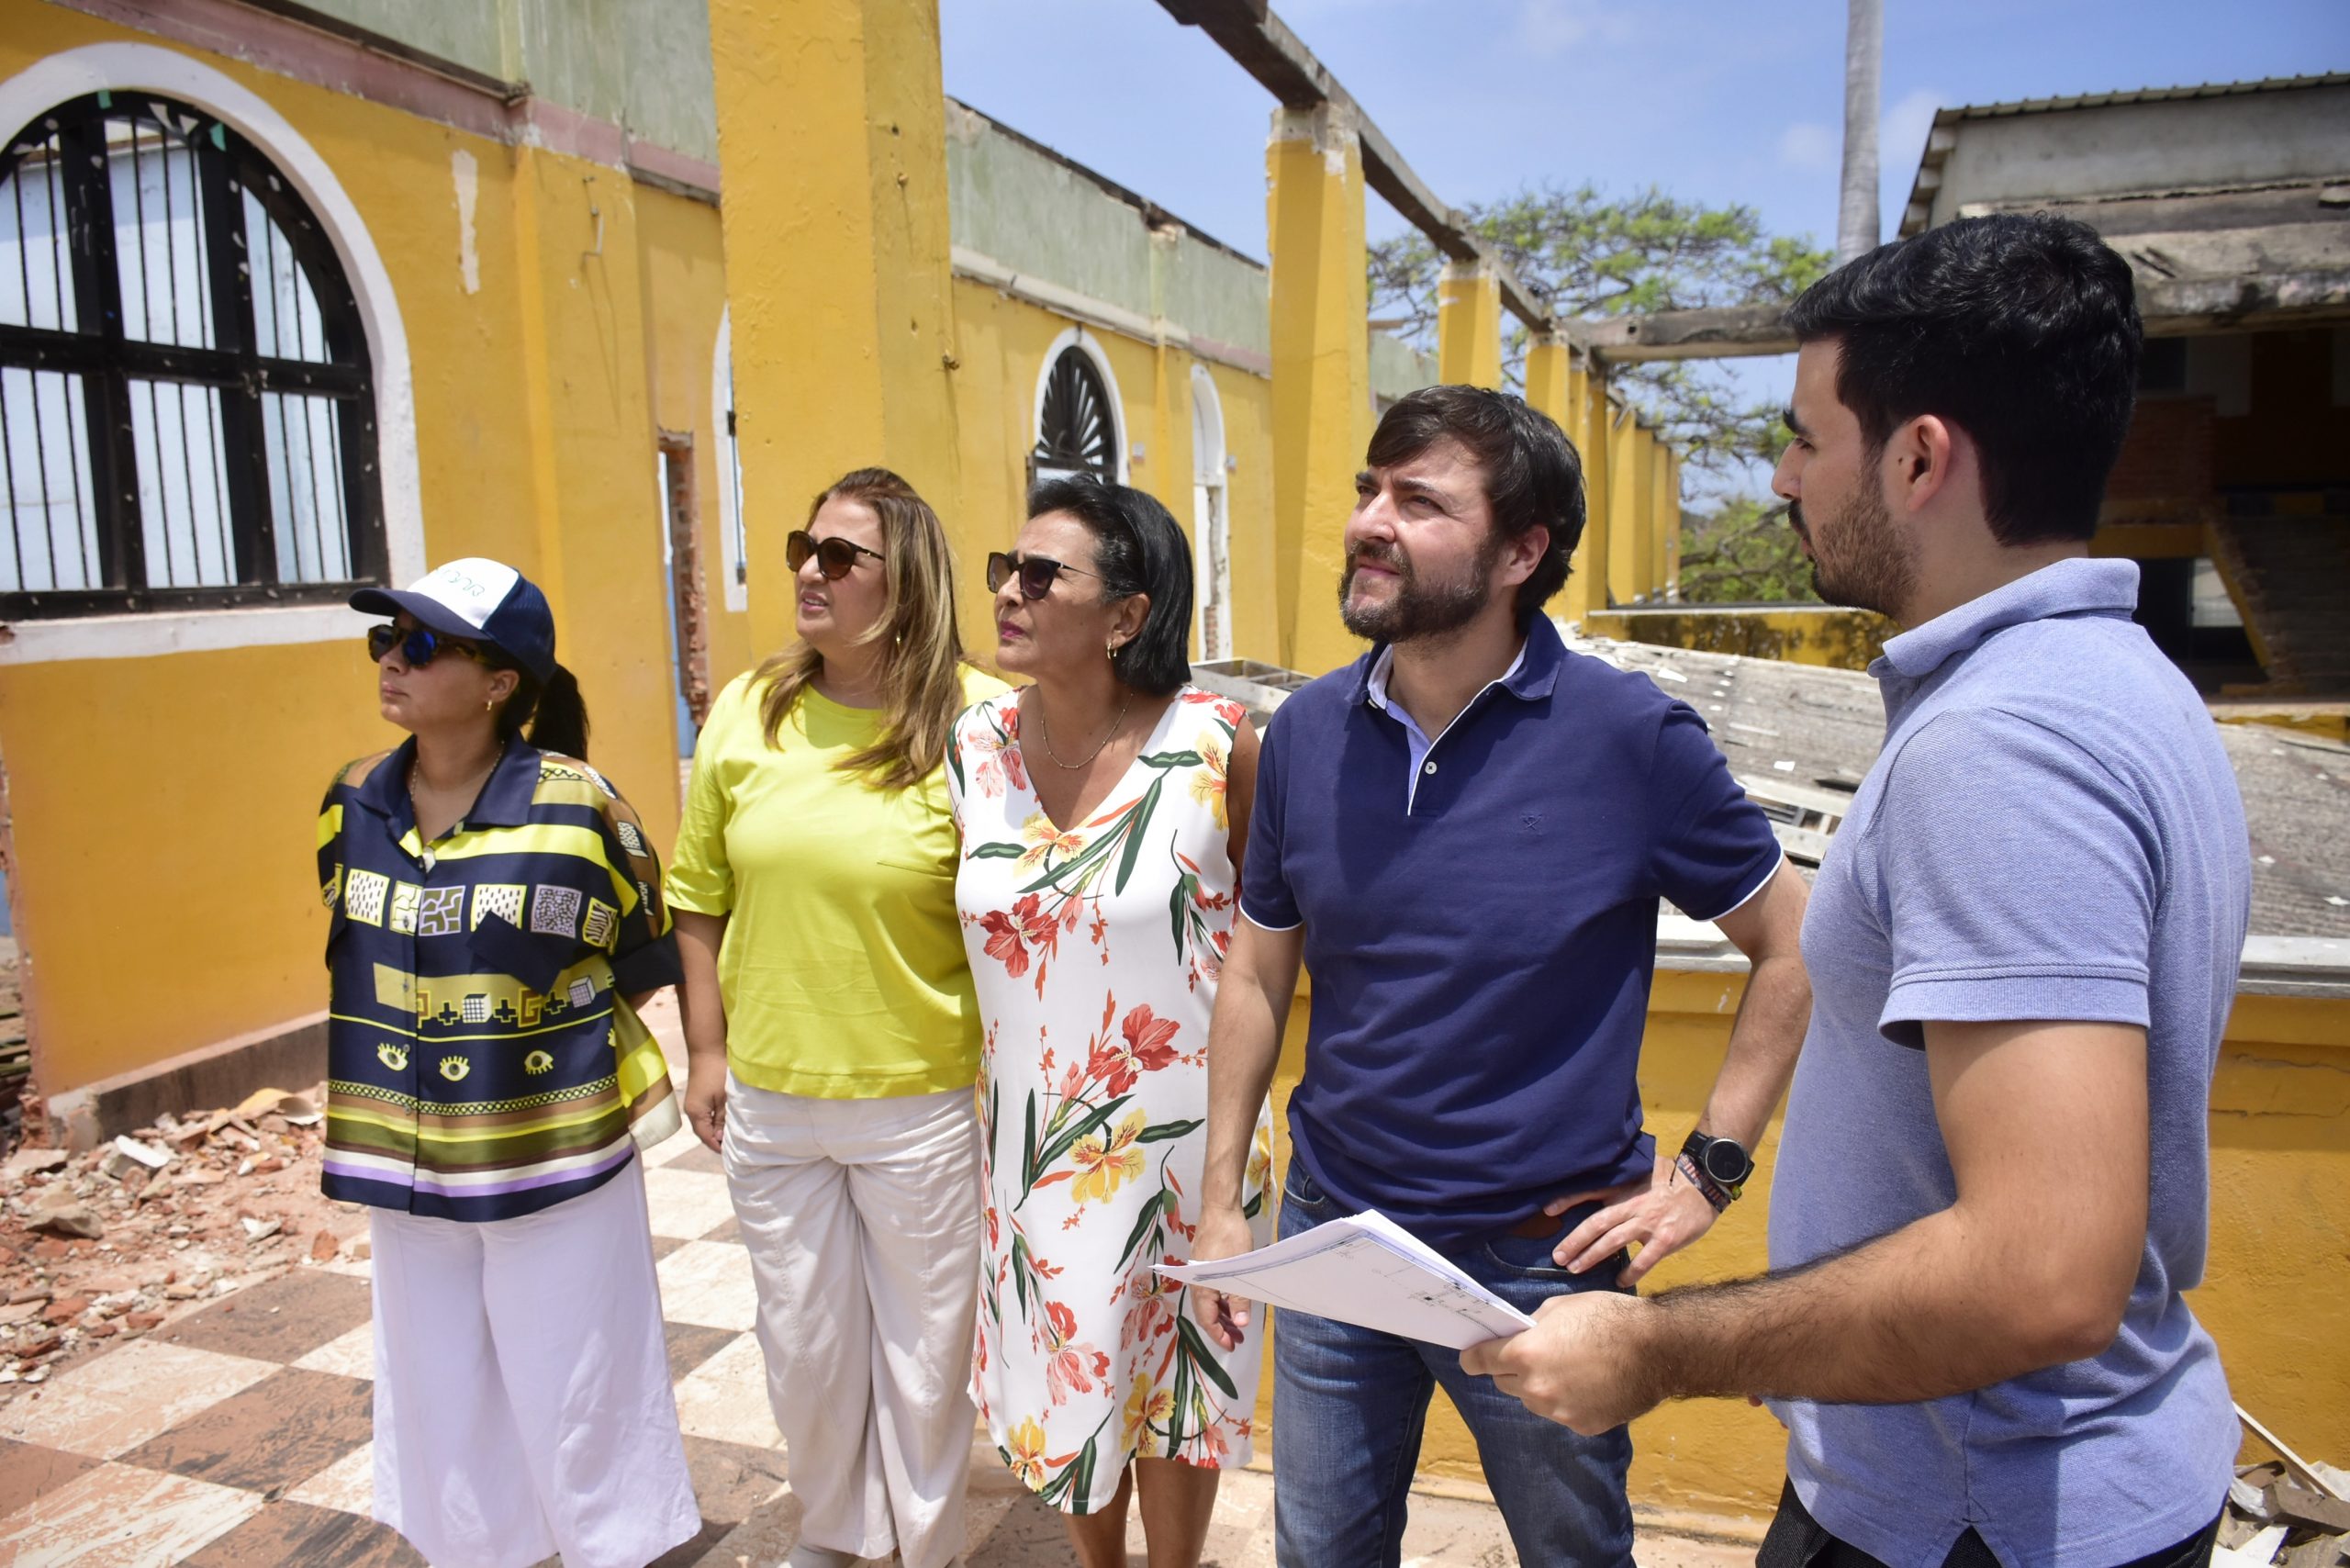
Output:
top-left (1437, 258), bottom-right (1504, 389)
top-left (1660, 446), bottom-right (1683, 600)
top-left (708, 0), bottom-right (964, 656)
top-left (1633, 425), bottom-right (1662, 600)
top-left (1525, 334), bottom-right (1583, 622)
top-left (1266, 101), bottom-right (1371, 675)
top-left (1607, 409), bottom-right (1643, 606)
top-left (1564, 368), bottom-right (1613, 621)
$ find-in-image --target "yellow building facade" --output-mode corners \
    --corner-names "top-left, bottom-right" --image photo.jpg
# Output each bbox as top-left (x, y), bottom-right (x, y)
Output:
top-left (7, 0), bottom-right (2340, 1539)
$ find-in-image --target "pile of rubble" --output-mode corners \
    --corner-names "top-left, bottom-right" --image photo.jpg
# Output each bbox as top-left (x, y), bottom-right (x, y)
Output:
top-left (0, 1085), bottom-right (366, 1387)
top-left (2219, 1444), bottom-right (2350, 1568)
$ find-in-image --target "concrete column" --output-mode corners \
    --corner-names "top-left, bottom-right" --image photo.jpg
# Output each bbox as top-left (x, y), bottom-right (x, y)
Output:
top-left (1525, 335), bottom-right (1584, 622)
top-left (1267, 101), bottom-right (1371, 675)
top-left (1437, 258), bottom-right (1504, 389)
top-left (1565, 370), bottom-right (1613, 619)
top-left (708, 0), bottom-right (963, 655)
top-left (1607, 409), bottom-right (1643, 606)
top-left (1655, 442), bottom-right (1681, 601)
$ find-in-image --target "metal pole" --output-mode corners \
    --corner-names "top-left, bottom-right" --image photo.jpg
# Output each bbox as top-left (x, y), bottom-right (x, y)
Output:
top-left (1838, 0), bottom-right (1882, 263)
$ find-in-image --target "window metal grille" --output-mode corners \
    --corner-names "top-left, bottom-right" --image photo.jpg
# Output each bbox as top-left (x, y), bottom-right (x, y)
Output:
top-left (1032, 344), bottom-right (1118, 484)
top-left (0, 92), bottom-right (383, 617)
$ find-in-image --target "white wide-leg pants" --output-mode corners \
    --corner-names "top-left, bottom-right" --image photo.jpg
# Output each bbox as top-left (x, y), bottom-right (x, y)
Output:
top-left (368, 1155), bottom-right (702, 1568)
top-left (723, 1075), bottom-right (982, 1568)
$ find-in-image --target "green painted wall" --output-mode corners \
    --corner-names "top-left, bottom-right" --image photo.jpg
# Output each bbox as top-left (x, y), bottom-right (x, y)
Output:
top-left (288, 0), bottom-right (717, 162)
top-left (944, 99), bottom-right (1270, 360)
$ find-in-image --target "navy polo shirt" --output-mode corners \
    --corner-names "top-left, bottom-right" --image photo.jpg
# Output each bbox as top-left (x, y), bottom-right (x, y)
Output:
top-left (1242, 616), bottom-right (1781, 1247)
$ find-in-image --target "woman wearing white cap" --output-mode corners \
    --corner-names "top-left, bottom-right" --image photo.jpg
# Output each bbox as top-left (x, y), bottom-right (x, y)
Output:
top-left (319, 557), bottom-right (701, 1568)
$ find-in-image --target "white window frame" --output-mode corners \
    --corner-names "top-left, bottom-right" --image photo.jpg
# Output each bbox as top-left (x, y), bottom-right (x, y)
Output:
top-left (1190, 362), bottom-right (1232, 662)
top-left (0, 41), bottom-right (422, 665)
top-left (1030, 323), bottom-right (1129, 486)
top-left (711, 307), bottom-right (746, 612)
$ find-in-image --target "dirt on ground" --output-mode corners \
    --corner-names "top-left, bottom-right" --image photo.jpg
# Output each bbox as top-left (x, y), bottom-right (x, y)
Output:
top-left (0, 1084), bottom-right (366, 1393)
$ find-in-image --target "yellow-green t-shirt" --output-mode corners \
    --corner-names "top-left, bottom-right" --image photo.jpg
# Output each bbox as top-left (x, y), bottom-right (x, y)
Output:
top-left (666, 665), bottom-right (1009, 1097)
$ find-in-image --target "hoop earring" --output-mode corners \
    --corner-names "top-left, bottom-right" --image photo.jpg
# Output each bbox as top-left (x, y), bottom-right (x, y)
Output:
top-left (484, 697), bottom-right (495, 712)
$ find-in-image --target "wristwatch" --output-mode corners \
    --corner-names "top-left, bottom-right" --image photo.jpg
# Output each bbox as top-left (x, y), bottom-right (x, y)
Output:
top-left (1679, 1129), bottom-right (1755, 1210)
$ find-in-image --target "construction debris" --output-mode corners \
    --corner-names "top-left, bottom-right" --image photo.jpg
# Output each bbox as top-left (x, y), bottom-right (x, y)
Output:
top-left (0, 1081), bottom-right (363, 1386)
top-left (2219, 1413), bottom-right (2350, 1568)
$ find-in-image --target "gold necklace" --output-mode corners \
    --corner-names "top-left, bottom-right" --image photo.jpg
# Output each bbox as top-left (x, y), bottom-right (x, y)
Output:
top-left (1036, 689), bottom-right (1133, 769)
top-left (409, 742), bottom-right (506, 815)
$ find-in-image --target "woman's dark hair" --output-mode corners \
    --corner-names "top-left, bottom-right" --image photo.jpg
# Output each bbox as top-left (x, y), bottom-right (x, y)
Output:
top-left (1027, 474), bottom-right (1194, 697)
top-left (495, 661), bottom-right (590, 761)
top-left (1363, 386), bottom-right (1585, 627)
top-left (1784, 212), bottom-right (2141, 545)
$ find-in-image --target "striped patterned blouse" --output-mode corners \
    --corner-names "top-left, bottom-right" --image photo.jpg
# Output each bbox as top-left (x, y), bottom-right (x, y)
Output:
top-left (316, 739), bottom-right (682, 1222)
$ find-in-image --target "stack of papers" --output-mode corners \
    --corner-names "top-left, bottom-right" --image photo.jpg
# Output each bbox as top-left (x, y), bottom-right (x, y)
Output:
top-left (1155, 1208), bottom-right (1535, 1350)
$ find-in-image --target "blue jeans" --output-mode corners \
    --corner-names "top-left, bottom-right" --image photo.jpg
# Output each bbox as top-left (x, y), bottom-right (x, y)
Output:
top-left (1270, 1164), bottom-right (1636, 1568)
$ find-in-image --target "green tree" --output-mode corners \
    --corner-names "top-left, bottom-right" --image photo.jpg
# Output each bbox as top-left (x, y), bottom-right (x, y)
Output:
top-left (1368, 184), bottom-right (1830, 602)
top-left (1677, 497), bottom-right (1821, 604)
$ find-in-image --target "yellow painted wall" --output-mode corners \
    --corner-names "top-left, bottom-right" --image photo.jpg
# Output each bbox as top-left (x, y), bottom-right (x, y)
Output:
top-left (708, 0), bottom-right (964, 663)
top-left (633, 183), bottom-right (755, 700)
top-left (1252, 969), bottom-right (2350, 1527)
top-left (944, 279), bottom-right (1277, 670)
top-left (1, 6), bottom-right (706, 1094)
top-left (1583, 606), bottom-right (1897, 672)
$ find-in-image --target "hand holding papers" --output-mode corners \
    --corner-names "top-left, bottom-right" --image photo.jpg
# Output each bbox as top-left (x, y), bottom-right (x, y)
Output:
top-left (1158, 1208), bottom-right (1535, 1350)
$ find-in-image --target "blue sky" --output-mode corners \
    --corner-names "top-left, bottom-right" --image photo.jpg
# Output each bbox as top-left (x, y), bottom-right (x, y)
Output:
top-left (939, 0), bottom-right (2346, 498)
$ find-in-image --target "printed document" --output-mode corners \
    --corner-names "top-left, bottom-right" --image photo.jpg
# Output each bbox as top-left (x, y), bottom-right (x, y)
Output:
top-left (1155, 1208), bottom-right (1535, 1350)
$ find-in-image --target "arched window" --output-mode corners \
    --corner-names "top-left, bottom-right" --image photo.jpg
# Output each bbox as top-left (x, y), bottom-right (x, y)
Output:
top-left (1031, 330), bottom-right (1123, 485)
top-left (1, 91), bottom-right (382, 617)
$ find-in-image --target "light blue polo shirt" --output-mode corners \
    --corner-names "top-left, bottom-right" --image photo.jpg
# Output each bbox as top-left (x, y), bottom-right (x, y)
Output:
top-left (1768, 559), bottom-right (2249, 1567)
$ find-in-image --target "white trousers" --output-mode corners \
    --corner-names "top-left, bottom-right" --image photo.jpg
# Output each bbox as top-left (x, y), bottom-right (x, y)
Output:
top-left (369, 1156), bottom-right (702, 1568)
top-left (724, 1075), bottom-right (982, 1568)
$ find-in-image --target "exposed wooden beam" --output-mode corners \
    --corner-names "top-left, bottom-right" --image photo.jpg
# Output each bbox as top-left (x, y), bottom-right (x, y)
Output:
top-left (1575, 303), bottom-right (1797, 363)
top-left (1158, 0), bottom-right (1555, 331)
top-left (1578, 262), bottom-right (2350, 364)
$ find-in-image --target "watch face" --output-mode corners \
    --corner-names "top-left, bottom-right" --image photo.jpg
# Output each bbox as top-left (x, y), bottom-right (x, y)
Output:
top-left (1700, 1138), bottom-right (1751, 1184)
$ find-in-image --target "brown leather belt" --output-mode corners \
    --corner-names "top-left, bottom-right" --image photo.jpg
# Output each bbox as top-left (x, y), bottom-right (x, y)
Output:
top-left (1506, 1211), bottom-right (1563, 1239)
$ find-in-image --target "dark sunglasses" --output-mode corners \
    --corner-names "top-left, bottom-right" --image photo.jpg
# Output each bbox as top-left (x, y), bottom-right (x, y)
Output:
top-left (986, 551), bottom-right (1102, 601)
top-left (787, 529), bottom-right (886, 579)
top-left (367, 622), bottom-right (488, 667)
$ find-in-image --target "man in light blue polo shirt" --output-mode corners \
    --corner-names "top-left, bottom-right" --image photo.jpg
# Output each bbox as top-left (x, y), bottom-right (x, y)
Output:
top-left (1467, 216), bottom-right (2247, 1568)
top-left (1186, 386), bottom-right (1813, 1566)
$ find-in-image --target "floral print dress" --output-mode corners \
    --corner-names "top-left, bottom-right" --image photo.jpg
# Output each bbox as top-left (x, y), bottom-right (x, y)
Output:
top-left (946, 686), bottom-right (1273, 1516)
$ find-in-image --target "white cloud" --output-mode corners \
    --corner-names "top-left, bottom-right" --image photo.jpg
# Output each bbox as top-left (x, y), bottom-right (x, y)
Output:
top-left (1777, 121), bottom-right (1838, 171)
top-left (1515, 0), bottom-right (1633, 57)
top-left (1881, 86), bottom-right (1947, 185)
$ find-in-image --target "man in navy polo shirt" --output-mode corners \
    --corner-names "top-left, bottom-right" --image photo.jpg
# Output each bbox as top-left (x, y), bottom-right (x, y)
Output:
top-left (1188, 386), bottom-right (1812, 1565)
top-left (1465, 217), bottom-right (2246, 1568)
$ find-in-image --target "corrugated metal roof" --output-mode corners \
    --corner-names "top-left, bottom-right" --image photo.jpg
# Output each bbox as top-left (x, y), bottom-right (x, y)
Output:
top-left (1897, 73), bottom-right (2350, 236)
top-left (1940, 72), bottom-right (2350, 124)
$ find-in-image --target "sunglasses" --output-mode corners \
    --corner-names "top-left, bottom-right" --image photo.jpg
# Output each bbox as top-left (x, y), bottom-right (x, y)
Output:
top-left (986, 551), bottom-right (1102, 601)
top-left (787, 529), bottom-right (886, 579)
top-left (367, 622), bottom-right (489, 667)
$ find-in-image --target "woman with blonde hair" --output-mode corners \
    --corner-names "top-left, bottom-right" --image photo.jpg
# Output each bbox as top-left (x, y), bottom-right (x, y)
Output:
top-left (667, 468), bottom-right (1004, 1568)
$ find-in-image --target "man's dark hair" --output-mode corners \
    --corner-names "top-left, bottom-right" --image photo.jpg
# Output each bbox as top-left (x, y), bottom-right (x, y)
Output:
top-left (1364, 386), bottom-right (1585, 625)
top-left (1027, 473), bottom-right (1195, 696)
top-left (1785, 212), bottom-right (2142, 545)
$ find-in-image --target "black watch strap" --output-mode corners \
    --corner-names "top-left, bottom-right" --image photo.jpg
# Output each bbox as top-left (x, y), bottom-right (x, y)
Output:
top-left (1681, 1129), bottom-right (1753, 1199)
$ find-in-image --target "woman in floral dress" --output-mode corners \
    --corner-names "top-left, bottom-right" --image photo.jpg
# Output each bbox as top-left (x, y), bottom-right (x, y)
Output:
top-left (948, 476), bottom-right (1273, 1567)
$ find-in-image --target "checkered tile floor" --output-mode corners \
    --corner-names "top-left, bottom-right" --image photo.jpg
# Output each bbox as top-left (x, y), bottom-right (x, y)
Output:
top-left (0, 1123), bottom-right (799, 1568)
top-left (0, 995), bottom-right (1755, 1565)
